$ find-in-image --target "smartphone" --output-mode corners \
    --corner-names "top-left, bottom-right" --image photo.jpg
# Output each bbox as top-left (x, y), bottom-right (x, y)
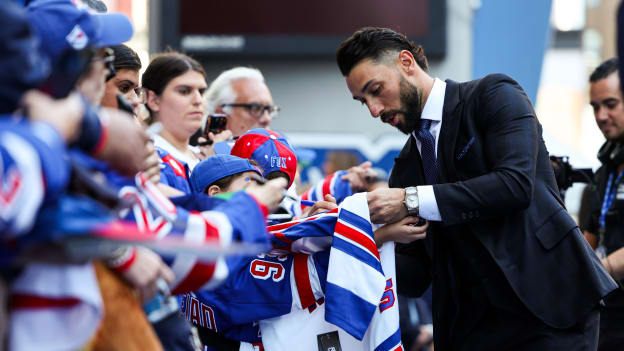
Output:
top-left (207, 113), bottom-right (227, 134)
top-left (189, 114), bottom-right (228, 146)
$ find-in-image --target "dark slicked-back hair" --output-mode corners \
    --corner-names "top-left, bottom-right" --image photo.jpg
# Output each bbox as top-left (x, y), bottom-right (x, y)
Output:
top-left (111, 44), bottom-right (141, 72)
top-left (336, 27), bottom-right (428, 76)
top-left (590, 58), bottom-right (619, 83)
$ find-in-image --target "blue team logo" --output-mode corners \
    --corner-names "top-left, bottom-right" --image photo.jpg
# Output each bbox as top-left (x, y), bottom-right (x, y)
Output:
top-left (249, 253), bottom-right (287, 282)
top-left (379, 278), bottom-right (395, 313)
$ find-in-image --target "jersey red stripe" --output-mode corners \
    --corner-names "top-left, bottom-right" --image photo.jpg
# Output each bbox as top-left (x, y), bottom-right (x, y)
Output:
top-left (171, 262), bottom-right (217, 295)
top-left (321, 174), bottom-right (333, 198)
top-left (334, 221), bottom-right (380, 260)
top-left (293, 254), bottom-right (316, 310)
top-left (11, 294), bottom-right (81, 309)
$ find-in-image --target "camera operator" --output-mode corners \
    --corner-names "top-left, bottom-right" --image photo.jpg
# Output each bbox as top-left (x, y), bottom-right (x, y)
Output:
top-left (585, 58), bottom-right (624, 350)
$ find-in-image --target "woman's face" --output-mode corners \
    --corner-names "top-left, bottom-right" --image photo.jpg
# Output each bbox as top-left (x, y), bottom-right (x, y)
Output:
top-left (154, 70), bottom-right (207, 139)
top-left (101, 69), bottom-right (141, 114)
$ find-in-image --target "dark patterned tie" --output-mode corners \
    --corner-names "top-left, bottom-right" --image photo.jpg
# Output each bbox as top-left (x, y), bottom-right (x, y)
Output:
top-left (415, 119), bottom-right (437, 184)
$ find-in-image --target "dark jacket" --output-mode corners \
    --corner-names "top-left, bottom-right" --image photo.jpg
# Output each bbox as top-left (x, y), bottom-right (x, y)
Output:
top-left (389, 74), bottom-right (616, 346)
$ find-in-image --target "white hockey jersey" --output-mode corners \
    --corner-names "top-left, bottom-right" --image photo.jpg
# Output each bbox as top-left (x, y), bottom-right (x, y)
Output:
top-left (260, 193), bottom-right (403, 351)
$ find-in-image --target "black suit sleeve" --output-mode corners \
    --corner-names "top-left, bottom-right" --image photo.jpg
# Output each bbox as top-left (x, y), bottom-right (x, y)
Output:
top-left (433, 77), bottom-right (539, 226)
top-left (395, 239), bottom-right (432, 297)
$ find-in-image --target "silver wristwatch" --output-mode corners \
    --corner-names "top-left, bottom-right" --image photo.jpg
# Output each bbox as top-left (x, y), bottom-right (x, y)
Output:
top-left (404, 186), bottom-right (419, 216)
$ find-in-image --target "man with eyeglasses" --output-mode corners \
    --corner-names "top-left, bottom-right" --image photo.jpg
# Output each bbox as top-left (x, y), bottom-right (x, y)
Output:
top-left (205, 67), bottom-right (280, 137)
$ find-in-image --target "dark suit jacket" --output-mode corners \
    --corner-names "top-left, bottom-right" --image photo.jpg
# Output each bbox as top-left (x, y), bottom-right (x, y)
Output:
top-left (389, 74), bottom-right (617, 346)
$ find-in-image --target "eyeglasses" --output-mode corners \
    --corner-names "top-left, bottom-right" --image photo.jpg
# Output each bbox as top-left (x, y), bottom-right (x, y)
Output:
top-left (221, 103), bottom-right (280, 119)
top-left (134, 86), bottom-right (146, 104)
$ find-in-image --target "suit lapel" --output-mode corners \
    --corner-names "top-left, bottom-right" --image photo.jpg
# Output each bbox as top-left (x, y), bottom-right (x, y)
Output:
top-left (437, 79), bottom-right (462, 182)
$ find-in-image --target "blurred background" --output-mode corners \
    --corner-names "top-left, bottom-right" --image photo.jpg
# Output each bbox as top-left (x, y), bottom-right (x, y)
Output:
top-left (102, 0), bottom-right (618, 218)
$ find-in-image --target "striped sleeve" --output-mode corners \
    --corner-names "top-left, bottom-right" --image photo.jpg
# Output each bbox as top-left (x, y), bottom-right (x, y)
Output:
top-left (300, 170), bottom-right (353, 210)
top-left (0, 122), bottom-right (69, 240)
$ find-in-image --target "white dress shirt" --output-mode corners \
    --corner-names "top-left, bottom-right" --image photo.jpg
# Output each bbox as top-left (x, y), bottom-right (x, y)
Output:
top-left (410, 78), bottom-right (446, 221)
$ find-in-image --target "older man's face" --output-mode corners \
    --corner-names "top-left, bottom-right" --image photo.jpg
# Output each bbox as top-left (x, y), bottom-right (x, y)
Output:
top-left (224, 78), bottom-right (274, 137)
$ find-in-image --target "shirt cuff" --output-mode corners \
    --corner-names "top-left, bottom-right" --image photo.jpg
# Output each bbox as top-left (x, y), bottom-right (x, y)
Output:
top-left (417, 185), bottom-right (442, 221)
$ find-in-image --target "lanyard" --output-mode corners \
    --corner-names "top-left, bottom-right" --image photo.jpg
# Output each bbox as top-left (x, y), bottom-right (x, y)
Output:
top-left (599, 168), bottom-right (624, 232)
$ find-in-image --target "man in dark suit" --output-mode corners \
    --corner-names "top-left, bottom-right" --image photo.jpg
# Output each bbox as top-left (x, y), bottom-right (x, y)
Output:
top-left (336, 27), bottom-right (617, 350)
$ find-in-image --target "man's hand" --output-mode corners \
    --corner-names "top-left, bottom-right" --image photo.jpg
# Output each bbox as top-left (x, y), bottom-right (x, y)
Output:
top-left (245, 178), bottom-right (288, 213)
top-left (197, 129), bottom-right (233, 159)
top-left (118, 247), bottom-right (175, 303)
top-left (374, 216), bottom-right (428, 246)
top-left (22, 90), bottom-right (84, 142)
top-left (341, 161), bottom-right (377, 192)
top-left (97, 108), bottom-right (151, 176)
top-left (367, 187), bottom-right (408, 223)
top-left (302, 194), bottom-right (338, 217)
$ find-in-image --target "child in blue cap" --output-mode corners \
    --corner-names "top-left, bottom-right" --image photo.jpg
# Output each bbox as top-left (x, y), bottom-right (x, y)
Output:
top-left (190, 154), bottom-right (263, 196)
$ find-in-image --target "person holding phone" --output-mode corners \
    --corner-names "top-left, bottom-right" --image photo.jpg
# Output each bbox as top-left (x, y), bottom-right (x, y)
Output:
top-left (188, 112), bottom-right (232, 158)
top-left (142, 52), bottom-right (210, 194)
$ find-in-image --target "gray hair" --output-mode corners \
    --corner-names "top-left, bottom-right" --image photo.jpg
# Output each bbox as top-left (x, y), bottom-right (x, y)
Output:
top-left (205, 67), bottom-right (265, 114)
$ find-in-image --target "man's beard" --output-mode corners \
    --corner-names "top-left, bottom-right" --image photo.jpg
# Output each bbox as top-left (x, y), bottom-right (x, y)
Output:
top-left (396, 77), bottom-right (423, 134)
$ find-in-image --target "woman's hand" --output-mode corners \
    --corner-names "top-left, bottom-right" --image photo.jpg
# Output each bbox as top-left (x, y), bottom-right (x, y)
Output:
top-left (197, 129), bottom-right (232, 159)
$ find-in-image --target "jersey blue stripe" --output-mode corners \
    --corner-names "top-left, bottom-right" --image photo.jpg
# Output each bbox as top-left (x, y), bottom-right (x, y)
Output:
top-left (325, 281), bottom-right (376, 340)
top-left (338, 208), bottom-right (374, 241)
top-left (332, 236), bottom-right (383, 273)
top-left (374, 327), bottom-right (402, 351)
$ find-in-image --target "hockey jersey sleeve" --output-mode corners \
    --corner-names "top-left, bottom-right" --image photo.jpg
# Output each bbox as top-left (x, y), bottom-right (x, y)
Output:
top-left (116, 176), bottom-right (271, 294)
top-left (155, 147), bottom-right (192, 194)
top-left (300, 170), bottom-right (353, 209)
top-left (0, 120), bottom-right (69, 239)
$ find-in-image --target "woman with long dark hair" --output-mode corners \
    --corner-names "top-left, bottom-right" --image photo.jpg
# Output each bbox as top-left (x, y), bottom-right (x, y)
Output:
top-left (142, 52), bottom-right (208, 193)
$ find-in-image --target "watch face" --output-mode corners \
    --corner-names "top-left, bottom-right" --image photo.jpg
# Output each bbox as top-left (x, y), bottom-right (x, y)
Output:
top-left (406, 197), bottom-right (418, 208)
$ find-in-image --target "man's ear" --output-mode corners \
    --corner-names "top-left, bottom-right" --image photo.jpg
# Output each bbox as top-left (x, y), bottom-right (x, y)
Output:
top-left (207, 185), bottom-right (221, 196)
top-left (397, 50), bottom-right (417, 75)
top-left (146, 90), bottom-right (160, 113)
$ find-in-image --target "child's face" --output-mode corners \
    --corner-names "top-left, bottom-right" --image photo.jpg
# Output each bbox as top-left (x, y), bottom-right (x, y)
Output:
top-left (221, 171), bottom-right (262, 193)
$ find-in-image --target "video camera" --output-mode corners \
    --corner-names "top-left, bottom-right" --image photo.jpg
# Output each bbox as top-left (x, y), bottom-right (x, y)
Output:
top-left (549, 155), bottom-right (594, 192)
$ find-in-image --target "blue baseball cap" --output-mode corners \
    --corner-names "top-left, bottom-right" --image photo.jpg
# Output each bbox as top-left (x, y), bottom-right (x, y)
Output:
top-left (190, 154), bottom-right (262, 194)
top-left (26, 0), bottom-right (134, 63)
top-left (230, 128), bottom-right (297, 188)
top-left (0, 1), bottom-right (50, 113)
